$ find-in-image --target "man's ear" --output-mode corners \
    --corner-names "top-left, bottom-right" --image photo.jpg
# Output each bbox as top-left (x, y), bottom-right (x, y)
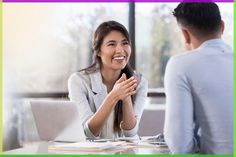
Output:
top-left (181, 28), bottom-right (191, 44)
top-left (181, 28), bottom-right (193, 50)
top-left (220, 20), bottom-right (225, 35)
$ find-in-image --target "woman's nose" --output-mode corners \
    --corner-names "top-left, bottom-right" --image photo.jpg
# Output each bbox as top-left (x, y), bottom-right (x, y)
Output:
top-left (116, 45), bottom-right (125, 53)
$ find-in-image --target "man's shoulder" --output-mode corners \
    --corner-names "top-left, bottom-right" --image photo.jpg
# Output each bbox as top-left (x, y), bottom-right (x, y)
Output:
top-left (170, 40), bottom-right (233, 64)
top-left (171, 49), bottom-right (200, 61)
top-left (166, 49), bottom-right (204, 75)
top-left (168, 50), bottom-right (196, 66)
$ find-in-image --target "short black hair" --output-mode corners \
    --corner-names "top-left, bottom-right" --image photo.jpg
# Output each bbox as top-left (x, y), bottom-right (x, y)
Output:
top-left (173, 3), bottom-right (222, 38)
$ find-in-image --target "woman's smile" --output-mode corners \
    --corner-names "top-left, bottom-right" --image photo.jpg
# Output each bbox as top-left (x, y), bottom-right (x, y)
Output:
top-left (112, 55), bottom-right (126, 63)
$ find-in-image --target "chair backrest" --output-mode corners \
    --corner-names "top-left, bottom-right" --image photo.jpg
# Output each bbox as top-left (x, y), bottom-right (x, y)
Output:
top-left (31, 100), bottom-right (85, 142)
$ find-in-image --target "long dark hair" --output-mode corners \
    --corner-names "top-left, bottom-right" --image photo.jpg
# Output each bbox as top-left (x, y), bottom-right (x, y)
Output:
top-left (80, 20), bottom-right (140, 132)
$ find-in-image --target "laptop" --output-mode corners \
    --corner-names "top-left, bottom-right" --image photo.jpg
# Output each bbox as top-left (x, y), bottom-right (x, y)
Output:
top-left (31, 100), bottom-right (85, 142)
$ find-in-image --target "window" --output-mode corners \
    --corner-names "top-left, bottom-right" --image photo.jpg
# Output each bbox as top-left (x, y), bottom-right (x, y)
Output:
top-left (3, 3), bottom-right (129, 149)
top-left (135, 3), bottom-right (233, 104)
top-left (3, 3), bottom-right (128, 93)
top-left (3, 3), bottom-right (233, 95)
top-left (136, 3), bottom-right (233, 89)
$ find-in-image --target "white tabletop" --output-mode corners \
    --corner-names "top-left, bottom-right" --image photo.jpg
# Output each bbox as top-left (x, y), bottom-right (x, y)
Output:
top-left (4, 141), bottom-right (170, 154)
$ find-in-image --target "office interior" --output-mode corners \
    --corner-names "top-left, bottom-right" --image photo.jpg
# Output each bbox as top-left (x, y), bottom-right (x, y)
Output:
top-left (2, 2), bottom-right (233, 151)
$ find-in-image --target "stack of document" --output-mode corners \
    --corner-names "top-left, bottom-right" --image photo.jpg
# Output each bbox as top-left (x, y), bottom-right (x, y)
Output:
top-left (116, 136), bottom-right (140, 143)
top-left (48, 141), bottom-right (127, 153)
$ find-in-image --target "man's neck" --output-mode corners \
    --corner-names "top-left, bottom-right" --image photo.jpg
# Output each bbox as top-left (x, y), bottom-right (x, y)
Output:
top-left (192, 35), bottom-right (221, 49)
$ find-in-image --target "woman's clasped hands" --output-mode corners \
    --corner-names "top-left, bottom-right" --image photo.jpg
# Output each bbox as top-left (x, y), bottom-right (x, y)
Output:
top-left (110, 73), bottom-right (137, 101)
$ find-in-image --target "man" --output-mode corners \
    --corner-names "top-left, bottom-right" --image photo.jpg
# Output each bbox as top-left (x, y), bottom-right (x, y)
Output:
top-left (164, 3), bottom-right (233, 154)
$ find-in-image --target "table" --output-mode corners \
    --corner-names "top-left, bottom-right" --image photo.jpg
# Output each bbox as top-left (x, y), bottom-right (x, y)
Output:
top-left (4, 141), bottom-right (170, 154)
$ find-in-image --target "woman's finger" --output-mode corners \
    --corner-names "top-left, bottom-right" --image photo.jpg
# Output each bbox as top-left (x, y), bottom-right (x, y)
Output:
top-left (125, 90), bottom-right (136, 97)
top-left (123, 78), bottom-right (137, 89)
top-left (116, 73), bottom-right (126, 84)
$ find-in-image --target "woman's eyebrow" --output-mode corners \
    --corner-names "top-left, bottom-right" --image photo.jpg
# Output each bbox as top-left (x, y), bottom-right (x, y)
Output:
top-left (106, 40), bottom-right (116, 44)
top-left (105, 38), bottom-right (128, 44)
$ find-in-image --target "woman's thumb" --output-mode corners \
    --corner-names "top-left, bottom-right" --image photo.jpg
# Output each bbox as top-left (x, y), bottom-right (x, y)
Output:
top-left (117, 73), bottom-right (126, 83)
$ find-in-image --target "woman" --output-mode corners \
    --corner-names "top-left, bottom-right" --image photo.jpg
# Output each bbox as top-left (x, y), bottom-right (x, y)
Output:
top-left (68, 21), bottom-right (148, 140)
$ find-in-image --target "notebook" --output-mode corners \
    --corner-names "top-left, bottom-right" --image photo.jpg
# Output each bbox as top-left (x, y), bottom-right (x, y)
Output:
top-left (31, 100), bottom-right (85, 142)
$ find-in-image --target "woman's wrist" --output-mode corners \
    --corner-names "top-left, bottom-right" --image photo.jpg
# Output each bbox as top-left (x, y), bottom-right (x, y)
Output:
top-left (107, 92), bottom-right (119, 105)
top-left (122, 96), bottom-right (132, 104)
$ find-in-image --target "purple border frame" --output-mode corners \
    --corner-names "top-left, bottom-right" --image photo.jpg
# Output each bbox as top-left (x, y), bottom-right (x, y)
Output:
top-left (2, 0), bottom-right (234, 2)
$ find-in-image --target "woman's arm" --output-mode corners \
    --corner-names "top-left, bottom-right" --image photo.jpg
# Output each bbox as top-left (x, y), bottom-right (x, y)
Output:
top-left (87, 92), bottom-right (117, 137)
top-left (121, 76), bottom-right (148, 137)
top-left (88, 74), bottom-right (137, 137)
top-left (121, 96), bottom-right (136, 130)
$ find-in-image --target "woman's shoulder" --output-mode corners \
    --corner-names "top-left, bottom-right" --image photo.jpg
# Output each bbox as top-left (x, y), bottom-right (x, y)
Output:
top-left (135, 72), bottom-right (148, 88)
top-left (68, 71), bottom-right (91, 85)
top-left (140, 75), bottom-right (148, 88)
top-left (69, 71), bottom-right (88, 79)
top-left (133, 72), bottom-right (148, 96)
top-left (68, 70), bottom-right (101, 85)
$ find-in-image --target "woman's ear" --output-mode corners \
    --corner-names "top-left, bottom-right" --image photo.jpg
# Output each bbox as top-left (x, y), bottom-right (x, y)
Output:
top-left (97, 51), bottom-right (101, 57)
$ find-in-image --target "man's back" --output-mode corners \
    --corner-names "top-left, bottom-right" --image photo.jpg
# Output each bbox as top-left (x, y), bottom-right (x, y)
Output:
top-left (164, 39), bottom-right (233, 154)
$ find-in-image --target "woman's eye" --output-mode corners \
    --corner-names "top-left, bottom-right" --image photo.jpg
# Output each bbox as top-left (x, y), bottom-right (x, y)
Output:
top-left (108, 43), bottom-right (115, 46)
top-left (123, 42), bottom-right (129, 45)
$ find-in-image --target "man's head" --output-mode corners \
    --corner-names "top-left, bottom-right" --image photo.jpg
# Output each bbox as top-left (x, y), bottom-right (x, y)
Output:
top-left (173, 3), bottom-right (224, 49)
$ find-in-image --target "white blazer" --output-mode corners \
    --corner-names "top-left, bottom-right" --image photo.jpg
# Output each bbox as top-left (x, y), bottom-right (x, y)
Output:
top-left (68, 69), bottom-right (148, 140)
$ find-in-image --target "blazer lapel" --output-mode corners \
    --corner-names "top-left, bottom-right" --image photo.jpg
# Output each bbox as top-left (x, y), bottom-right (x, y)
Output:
top-left (90, 70), bottom-right (107, 110)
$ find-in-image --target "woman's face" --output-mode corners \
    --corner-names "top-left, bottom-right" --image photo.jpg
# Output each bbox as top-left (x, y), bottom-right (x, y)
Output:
top-left (98, 30), bottom-right (131, 71)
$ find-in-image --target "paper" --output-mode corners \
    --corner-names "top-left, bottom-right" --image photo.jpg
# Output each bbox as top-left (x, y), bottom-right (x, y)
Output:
top-left (116, 136), bottom-right (140, 143)
top-left (48, 141), bottom-right (127, 152)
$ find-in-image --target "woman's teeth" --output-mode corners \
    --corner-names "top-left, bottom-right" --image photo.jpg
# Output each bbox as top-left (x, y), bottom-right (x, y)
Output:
top-left (113, 56), bottom-right (125, 60)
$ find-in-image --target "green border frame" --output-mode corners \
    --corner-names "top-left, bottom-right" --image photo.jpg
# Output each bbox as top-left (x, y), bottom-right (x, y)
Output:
top-left (0, 1), bottom-right (234, 157)
top-left (0, 0), bottom-right (3, 153)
